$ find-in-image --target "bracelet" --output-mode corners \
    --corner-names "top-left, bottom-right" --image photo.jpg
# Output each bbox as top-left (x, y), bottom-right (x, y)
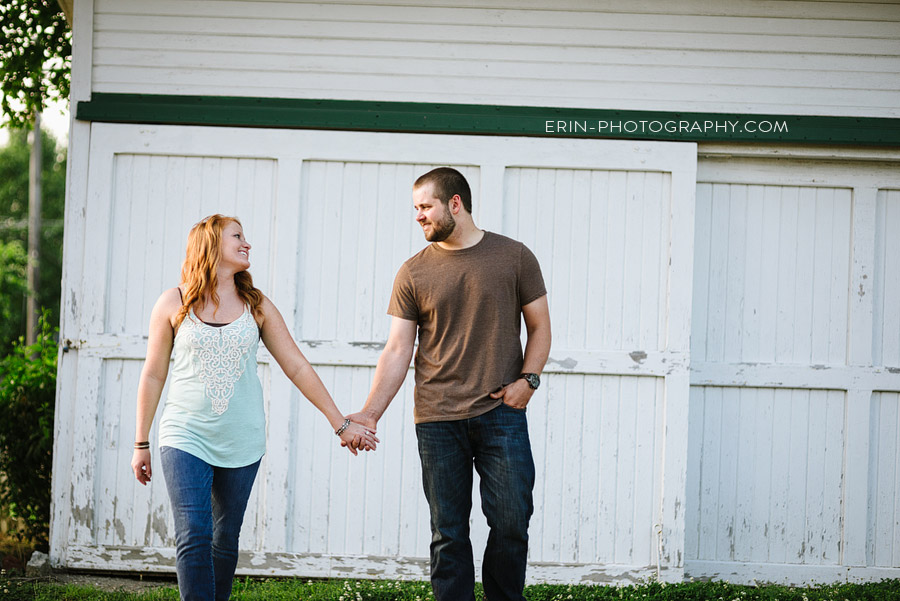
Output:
top-left (335, 419), bottom-right (351, 437)
top-left (134, 441), bottom-right (150, 450)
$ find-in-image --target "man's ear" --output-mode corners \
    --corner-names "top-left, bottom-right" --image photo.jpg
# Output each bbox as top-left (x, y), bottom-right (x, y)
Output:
top-left (449, 194), bottom-right (462, 214)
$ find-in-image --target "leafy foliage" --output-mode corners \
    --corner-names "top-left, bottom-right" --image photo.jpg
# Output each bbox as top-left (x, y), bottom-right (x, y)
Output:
top-left (0, 310), bottom-right (56, 547)
top-left (0, 128), bottom-right (66, 353)
top-left (0, 239), bottom-right (27, 353)
top-left (0, 0), bottom-right (71, 127)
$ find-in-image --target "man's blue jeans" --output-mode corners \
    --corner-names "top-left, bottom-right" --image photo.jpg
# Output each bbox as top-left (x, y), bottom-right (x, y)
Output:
top-left (160, 446), bottom-right (260, 601)
top-left (416, 402), bottom-right (535, 601)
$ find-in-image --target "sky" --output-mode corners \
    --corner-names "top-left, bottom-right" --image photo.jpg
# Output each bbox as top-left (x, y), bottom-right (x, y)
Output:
top-left (0, 97), bottom-right (70, 146)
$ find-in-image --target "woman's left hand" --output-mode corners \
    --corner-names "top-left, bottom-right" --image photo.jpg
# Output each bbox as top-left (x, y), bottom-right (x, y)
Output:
top-left (339, 421), bottom-right (379, 455)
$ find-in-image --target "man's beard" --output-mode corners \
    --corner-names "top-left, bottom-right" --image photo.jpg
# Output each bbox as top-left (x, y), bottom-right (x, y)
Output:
top-left (424, 205), bottom-right (456, 242)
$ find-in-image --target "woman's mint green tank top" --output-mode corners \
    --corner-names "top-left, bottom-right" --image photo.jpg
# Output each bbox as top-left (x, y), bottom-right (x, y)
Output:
top-left (158, 307), bottom-right (266, 467)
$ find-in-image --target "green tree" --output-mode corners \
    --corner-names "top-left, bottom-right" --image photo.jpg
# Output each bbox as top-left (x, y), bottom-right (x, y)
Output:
top-left (0, 128), bottom-right (65, 354)
top-left (0, 310), bottom-right (56, 548)
top-left (0, 0), bottom-right (71, 127)
top-left (0, 239), bottom-right (27, 354)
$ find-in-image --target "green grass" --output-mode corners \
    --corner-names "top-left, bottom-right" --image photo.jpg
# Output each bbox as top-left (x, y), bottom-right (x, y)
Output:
top-left (1, 572), bottom-right (898, 601)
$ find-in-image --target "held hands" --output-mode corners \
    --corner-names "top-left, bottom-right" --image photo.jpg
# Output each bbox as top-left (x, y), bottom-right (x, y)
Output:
top-left (490, 378), bottom-right (534, 409)
top-left (340, 411), bottom-right (379, 454)
top-left (338, 418), bottom-right (379, 455)
top-left (131, 449), bottom-right (152, 485)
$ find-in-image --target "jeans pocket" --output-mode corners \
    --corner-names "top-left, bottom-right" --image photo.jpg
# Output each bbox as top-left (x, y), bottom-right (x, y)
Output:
top-left (499, 401), bottom-right (527, 412)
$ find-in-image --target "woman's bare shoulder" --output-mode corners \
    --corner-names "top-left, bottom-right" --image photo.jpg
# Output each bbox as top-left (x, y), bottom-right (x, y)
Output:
top-left (256, 293), bottom-right (277, 327)
top-left (153, 287), bottom-right (184, 316)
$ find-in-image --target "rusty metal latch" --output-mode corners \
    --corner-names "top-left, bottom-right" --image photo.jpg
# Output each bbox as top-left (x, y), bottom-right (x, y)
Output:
top-left (61, 339), bottom-right (81, 353)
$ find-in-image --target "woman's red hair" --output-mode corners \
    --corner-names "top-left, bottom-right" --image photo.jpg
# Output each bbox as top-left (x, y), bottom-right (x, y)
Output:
top-left (175, 214), bottom-right (264, 328)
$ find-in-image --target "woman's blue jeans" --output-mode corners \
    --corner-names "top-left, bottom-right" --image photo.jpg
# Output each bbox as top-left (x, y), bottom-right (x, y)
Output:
top-left (160, 446), bottom-right (260, 601)
top-left (416, 402), bottom-right (535, 601)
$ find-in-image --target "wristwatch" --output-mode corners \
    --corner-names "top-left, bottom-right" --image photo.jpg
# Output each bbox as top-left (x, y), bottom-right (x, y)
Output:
top-left (518, 373), bottom-right (541, 390)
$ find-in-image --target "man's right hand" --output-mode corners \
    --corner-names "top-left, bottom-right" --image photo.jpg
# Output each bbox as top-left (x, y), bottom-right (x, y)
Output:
top-left (343, 412), bottom-right (379, 451)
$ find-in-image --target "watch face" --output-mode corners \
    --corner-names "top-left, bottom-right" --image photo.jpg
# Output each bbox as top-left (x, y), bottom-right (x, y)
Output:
top-left (525, 373), bottom-right (540, 389)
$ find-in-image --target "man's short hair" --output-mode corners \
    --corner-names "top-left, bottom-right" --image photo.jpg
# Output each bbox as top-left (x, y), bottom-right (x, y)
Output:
top-left (414, 167), bottom-right (472, 214)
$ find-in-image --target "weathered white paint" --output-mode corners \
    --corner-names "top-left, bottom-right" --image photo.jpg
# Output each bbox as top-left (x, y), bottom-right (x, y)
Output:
top-left (870, 392), bottom-right (900, 569)
top-left (685, 156), bottom-right (900, 583)
top-left (874, 190), bottom-right (900, 368)
top-left (86, 0), bottom-right (900, 117)
top-left (53, 124), bottom-right (697, 583)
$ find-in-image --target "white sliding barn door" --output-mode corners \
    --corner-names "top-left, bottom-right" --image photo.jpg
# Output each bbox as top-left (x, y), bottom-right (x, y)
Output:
top-left (686, 157), bottom-right (900, 584)
top-left (53, 124), bottom-right (696, 583)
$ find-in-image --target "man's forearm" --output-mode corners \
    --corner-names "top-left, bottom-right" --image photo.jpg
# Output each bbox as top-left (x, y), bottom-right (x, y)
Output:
top-left (361, 346), bottom-right (413, 422)
top-left (522, 322), bottom-right (551, 375)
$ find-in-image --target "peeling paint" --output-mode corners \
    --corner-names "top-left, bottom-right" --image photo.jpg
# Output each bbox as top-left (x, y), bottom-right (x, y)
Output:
top-left (70, 489), bottom-right (94, 531)
top-left (349, 341), bottom-right (386, 351)
top-left (151, 505), bottom-right (170, 543)
top-left (548, 356), bottom-right (578, 370)
top-left (629, 351), bottom-right (647, 364)
top-left (114, 518), bottom-right (126, 543)
top-left (811, 364), bottom-right (828, 370)
top-left (858, 283), bottom-right (865, 297)
top-left (143, 513), bottom-right (152, 544)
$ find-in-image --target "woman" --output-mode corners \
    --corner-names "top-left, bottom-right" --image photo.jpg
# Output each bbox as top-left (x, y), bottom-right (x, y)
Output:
top-left (130, 214), bottom-right (375, 601)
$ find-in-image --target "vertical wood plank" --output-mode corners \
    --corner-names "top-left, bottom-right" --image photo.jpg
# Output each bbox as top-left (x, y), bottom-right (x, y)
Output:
top-left (723, 184), bottom-right (747, 363)
top-left (750, 388), bottom-right (774, 563)
top-left (579, 376), bottom-right (602, 563)
top-left (586, 171), bottom-right (611, 351)
top-left (604, 172), bottom-right (627, 350)
top-left (684, 386), bottom-right (704, 561)
top-left (614, 377), bottom-right (637, 565)
top-left (741, 185), bottom-right (764, 362)
top-left (597, 376), bottom-right (620, 563)
top-left (843, 186), bottom-right (877, 567)
top-left (691, 184), bottom-right (712, 362)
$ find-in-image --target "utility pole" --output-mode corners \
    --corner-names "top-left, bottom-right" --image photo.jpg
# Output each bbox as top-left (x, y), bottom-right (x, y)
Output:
top-left (26, 111), bottom-right (42, 345)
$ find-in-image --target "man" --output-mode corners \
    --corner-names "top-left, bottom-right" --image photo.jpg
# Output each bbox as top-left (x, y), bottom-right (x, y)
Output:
top-left (349, 167), bottom-right (551, 601)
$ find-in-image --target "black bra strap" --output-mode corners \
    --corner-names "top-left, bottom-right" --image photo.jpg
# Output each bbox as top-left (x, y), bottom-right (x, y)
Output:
top-left (176, 286), bottom-right (184, 305)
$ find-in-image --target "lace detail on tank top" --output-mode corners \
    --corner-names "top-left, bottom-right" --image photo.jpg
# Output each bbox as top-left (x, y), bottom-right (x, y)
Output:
top-left (180, 308), bottom-right (258, 415)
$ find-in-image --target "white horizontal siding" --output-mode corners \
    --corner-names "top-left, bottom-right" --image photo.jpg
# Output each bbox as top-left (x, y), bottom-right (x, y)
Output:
top-left (88, 0), bottom-right (900, 117)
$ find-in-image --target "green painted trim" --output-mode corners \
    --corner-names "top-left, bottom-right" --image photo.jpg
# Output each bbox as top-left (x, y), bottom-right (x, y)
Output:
top-left (77, 93), bottom-right (900, 147)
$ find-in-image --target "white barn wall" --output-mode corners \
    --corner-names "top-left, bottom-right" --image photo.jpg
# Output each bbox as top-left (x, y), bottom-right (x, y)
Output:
top-left (686, 155), bottom-right (900, 583)
top-left (54, 0), bottom-right (900, 587)
top-left (52, 124), bottom-right (697, 583)
top-left (88, 0), bottom-right (900, 117)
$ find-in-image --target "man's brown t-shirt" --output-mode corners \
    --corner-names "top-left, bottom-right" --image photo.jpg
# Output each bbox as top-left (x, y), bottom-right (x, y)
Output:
top-left (388, 231), bottom-right (547, 423)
